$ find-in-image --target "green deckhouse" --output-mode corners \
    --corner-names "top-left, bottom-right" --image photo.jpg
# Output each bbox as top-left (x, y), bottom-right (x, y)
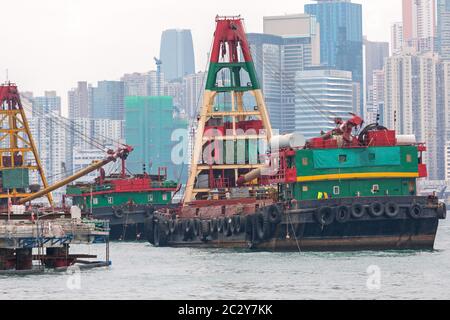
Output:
top-left (292, 145), bottom-right (421, 201)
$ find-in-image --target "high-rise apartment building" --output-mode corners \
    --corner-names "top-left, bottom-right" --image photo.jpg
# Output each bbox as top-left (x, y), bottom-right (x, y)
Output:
top-left (68, 81), bottom-right (90, 119)
top-left (159, 29), bottom-right (195, 81)
top-left (437, 0), bottom-right (450, 60)
top-left (121, 71), bottom-right (165, 97)
top-left (391, 22), bottom-right (404, 55)
top-left (182, 72), bottom-right (206, 119)
top-left (402, 0), bottom-right (436, 52)
top-left (32, 91), bottom-right (61, 117)
top-left (305, 0), bottom-right (364, 117)
top-left (384, 51), bottom-right (441, 179)
top-left (90, 81), bottom-right (125, 120)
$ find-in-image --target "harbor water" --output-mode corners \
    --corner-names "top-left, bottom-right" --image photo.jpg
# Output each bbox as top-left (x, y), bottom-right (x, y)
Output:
top-left (1, 218), bottom-right (449, 300)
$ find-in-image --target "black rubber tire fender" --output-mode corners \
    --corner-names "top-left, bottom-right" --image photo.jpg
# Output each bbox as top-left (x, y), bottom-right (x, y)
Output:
top-left (183, 219), bottom-right (194, 240)
top-left (113, 208), bottom-right (124, 219)
top-left (266, 205), bottom-right (282, 225)
top-left (211, 218), bottom-right (218, 234)
top-left (192, 219), bottom-right (200, 237)
top-left (351, 203), bottom-right (365, 219)
top-left (200, 220), bottom-right (211, 239)
top-left (369, 202), bottom-right (384, 217)
top-left (168, 219), bottom-right (177, 234)
top-left (245, 215), bottom-right (253, 238)
top-left (223, 217), bottom-right (233, 237)
top-left (217, 218), bottom-right (224, 233)
top-left (385, 202), bottom-right (400, 218)
top-left (255, 212), bottom-right (271, 240)
top-left (143, 216), bottom-right (155, 244)
top-left (408, 204), bottom-right (423, 219)
top-left (144, 206), bottom-right (155, 218)
top-left (335, 205), bottom-right (350, 223)
top-left (154, 220), bottom-right (168, 247)
top-left (314, 206), bottom-right (335, 226)
top-left (233, 215), bottom-right (243, 234)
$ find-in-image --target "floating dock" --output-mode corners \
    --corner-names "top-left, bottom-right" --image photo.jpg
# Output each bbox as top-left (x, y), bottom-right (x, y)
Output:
top-left (0, 212), bottom-right (110, 273)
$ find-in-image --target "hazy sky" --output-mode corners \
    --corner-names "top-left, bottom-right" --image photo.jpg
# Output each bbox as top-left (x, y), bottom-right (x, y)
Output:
top-left (0, 0), bottom-right (401, 113)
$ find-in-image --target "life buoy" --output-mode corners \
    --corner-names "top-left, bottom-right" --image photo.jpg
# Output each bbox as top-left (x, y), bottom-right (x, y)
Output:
top-left (314, 207), bottom-right (335, 226)
top-left (369, 202), bottom-right (384, 217)
top-left (351, 203), bottom-right (365, 219)
top-left (385, 202), bottom-right (399, 218)
top-left (335, 206), bottom-right (350, 223)
top-left (408, 204), bottom-right (423, 219)
top-left (113, 208), bottom-right (124, 219)
top-left (266, 205), bottom-right (282, 225)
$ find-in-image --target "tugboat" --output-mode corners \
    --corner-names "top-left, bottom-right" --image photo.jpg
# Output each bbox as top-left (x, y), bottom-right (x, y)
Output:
top-left (144, 16), bottom-right (447, 251)
top-left (66, 164), bottom-right (179, 241)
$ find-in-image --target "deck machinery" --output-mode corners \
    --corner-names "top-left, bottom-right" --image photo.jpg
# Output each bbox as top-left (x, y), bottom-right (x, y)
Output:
top-left (0, 83), bottom-right (132, 272)
top-left (144, 16), bottom-right (447, 251)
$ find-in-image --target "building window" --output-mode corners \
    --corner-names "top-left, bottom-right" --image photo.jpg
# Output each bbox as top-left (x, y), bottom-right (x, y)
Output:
top-left (148, 194), bottom-right (153, 202)
top-left (302, 157), bottom-right (308, 166)
top-left (93, 198), bottom-right (98, 205)
top-left (339, 155), bottom-right (347, 163)
top-left (333, 186), bottom-right (340, 195)
top-left (406, 154), bottom-right (412, 163)
top-left (107, 197), bottom-right (113, 204)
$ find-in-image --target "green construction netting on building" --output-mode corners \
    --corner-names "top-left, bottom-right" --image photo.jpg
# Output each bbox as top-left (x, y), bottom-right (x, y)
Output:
top-left (125, 96), bottom-right (188, 181)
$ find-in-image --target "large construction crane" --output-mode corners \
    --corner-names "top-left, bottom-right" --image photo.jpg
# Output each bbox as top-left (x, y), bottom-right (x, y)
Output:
top-left (0, 83), bottom-right (133, 207)
top-left (183, 16), bottom-right (273, 204)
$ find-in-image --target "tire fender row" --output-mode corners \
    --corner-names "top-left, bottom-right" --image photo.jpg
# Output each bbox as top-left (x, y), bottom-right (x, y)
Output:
top-left (314, 201), bottom-right (424, 226)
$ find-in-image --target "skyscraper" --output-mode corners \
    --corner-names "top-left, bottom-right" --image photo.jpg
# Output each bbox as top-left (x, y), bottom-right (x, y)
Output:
top-left (364, 38), bottom-right (389, 121)
top-left (295, 68), bottom-right (354, 139)
top-left (384, 51), bottom-right (441, 179)
top-left (305, 0), bottom-right (364, 117)
top-left (68, 81), bottom-right (90, 119)
top-left (159, 29), bottom-right (195, 81)
top-left (437, 0), bottom-right (450, 60)
top-left (246, 13), bottom-right (320, 133)
top-left (90, 80), bottom-right (125, 120)
top-left (402, 0), bottom-right (436, 52)
top-left (364, 39), bottom-right (389, 88)
top-left (391, 22), bottom-right (404, 55)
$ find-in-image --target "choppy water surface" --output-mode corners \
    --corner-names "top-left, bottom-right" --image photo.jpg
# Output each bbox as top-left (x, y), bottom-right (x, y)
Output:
top-left (1, 218), bottom-right (449, 300)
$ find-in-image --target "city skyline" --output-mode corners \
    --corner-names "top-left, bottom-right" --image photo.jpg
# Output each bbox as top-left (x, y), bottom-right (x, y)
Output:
top-left (0, 0), bottom-right (401, 114)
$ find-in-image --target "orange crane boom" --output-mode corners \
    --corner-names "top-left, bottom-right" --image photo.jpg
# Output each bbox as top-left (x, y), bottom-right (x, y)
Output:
top-left (17, 145), bottom-right (133, 205)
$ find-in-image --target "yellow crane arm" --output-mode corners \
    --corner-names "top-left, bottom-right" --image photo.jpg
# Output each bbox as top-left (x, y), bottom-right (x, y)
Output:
top-left (17, 145), bottom-right (133, 205)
